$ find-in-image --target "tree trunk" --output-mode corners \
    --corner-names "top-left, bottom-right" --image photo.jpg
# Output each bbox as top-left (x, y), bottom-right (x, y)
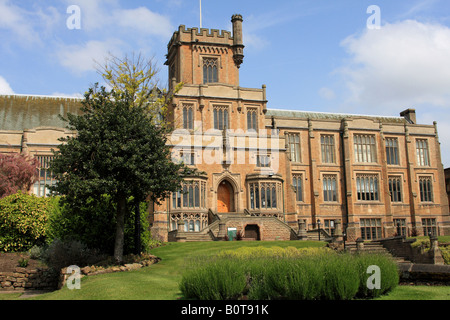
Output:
top-left (114, 195), bottom-right (127, 264)
top-left (134, 201), bottom-right (141, 255)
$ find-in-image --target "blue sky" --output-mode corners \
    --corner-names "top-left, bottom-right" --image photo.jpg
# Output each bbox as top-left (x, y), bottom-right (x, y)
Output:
top-left (1, 0), bottom-right (450, 166)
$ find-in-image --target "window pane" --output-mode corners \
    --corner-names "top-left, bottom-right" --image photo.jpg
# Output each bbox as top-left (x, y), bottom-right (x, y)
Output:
top-left (195, 185), bottom-right (200, 207)
top-left (255, 187), bottom-right (259, 209)
top-left (218, 109), bottom-right (223, 130)
top-left (272, 187), bottom-right (277, 208)
top-left (250, 185), bottom-right (254, 209)
top-left (224, 110), bottom-right (228, 129)
top-left (261, 187), bottom-right (265, 208)
top-left (188, 108), bottom-right (193, 129)
top-left (214, 109), bottom-right (218, 129)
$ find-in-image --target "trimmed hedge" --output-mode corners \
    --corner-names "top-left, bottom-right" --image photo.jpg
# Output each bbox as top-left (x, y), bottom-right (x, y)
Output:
top-left (180, 247), bottom-right (399, 300)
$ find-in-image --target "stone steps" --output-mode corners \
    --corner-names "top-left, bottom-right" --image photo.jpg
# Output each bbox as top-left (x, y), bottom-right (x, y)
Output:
top-left (180, 233), bottom-right (214, 242)
top-left (345, 241), bottom-right (411, 263)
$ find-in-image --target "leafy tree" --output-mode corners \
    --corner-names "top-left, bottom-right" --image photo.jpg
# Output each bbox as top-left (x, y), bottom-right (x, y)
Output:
top-left (96, 53), bottom-right (183, 253)
top-left (96, 52), bottom-right (182, 127)
top-left (50, 85), bottom-right (193, 264)
top-left (0, 153), bottom-right (38, 199)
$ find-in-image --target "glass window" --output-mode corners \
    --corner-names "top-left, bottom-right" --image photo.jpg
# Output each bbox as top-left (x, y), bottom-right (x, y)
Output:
top-left (256, 154), bottom-right (271, 168)
top-left (394, 218), bottom-right (407, 236)
top-left (419, 176), bottom-right (433, 202)
top-left (288, 134), bottom-right (301, 163)
top-left (323, 175), bottom-right (337, 202)
top-left (389, 176), bottom-right (402, 203)
top-left (293, 175), bottom-right (303, 202)
top-left (422, 218), bottom-right (437, 236)
top-left (324, 220), bottom-right (335, 236)
top-left (181, 151), bottom-right (195, 165)
top-left (416, 139), bottom-right (430, 166)
top-left (354, 134), bottom-right (377, 163)
top-left (356, 174), bottom-right (379, 201)
top-left (272, 186), bottom-right (277, 208)
top-left (360, 218), bottom-right (382, 240)
top-left (33, 156), bottom-right (56, 197)
top-left (247, 109), bottom-right (258, 132)
top-left (182, 105), bottom-right (193, 130)
top-left (321, 135), bottom-right (335, 164)
top-left (386, 138), bottom-right (399, 165)
top-left (249, 182), bottom-right (279, 210)
top-left (213, 106), bottom-right (229, 130)
top-left (203, 58), bottom-right (218, 84)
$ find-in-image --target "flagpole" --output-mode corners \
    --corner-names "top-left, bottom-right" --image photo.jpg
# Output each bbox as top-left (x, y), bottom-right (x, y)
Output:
top-left (199, 0), bottom-right (202, 28)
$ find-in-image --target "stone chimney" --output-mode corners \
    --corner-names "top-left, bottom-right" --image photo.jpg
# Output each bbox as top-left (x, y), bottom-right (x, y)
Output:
top-left (231, 14), bottom-right (244, 68)
top-left (400, 108), bottom-right (416, 124)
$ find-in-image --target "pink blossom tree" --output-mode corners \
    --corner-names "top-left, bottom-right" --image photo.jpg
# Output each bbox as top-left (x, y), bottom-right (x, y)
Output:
top-left (0, 153), bottom-right (39, 199)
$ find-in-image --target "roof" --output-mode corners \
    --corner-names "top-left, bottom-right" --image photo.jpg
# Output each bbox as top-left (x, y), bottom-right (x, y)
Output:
top-left (0, 94), bottom-right (83, 131)
top-left (266, 108), bottom-right (407, 124)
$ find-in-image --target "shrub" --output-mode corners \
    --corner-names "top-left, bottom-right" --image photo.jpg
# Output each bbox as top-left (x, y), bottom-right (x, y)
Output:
top-left (180, 247), bottom-right (399, 300)
top-left (18, 257), bottom-right (29, 268)
top-left (441, 246), bottom-right (450, 265)
top-left (28, 244), bottom-right (45, 259)
top-left (0, 191), bottom-right (57, 252)
top-left (354, 253), bottom-right (399, 298)
top-left (41, 238), bottom-right (106, 271)
top-left (180, 257), bottom-right (246, 300)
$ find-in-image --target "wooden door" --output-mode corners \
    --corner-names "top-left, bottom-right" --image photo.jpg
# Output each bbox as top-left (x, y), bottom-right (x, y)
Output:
top-left (217, 181), bottom-right (232, 213)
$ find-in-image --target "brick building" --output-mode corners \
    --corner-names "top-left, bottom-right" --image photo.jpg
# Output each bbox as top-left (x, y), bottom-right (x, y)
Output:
top-left (1, 14), bottom-right (449, 242)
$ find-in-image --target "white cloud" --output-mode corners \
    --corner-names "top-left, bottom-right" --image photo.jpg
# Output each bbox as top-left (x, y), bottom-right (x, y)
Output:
top-left (114, 7), bottom-right (173, 38)
top-left (339, 20), bottom-right (450, 112)
top-left (65, 0), bottom-right (119, 31)
top-left (56, 39), bottom-right (124, 75)
top-left (0, 76), bottom-right (14, 94)
top-left (63, 0), bottom-right (172, 37)
top-left (55, 1), bottom-right (172, 74)
top-left (336, 19), bottom-right (450, 166)
top-left (0, 0), bottom-right (41, 45)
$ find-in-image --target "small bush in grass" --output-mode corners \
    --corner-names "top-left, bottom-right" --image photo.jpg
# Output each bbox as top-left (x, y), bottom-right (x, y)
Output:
top-left (355, 253), bottom-right (399, 298)
top-left (180, 247), bottom-right (399, 300)
top-left (41, 238), bottom-right (107, 271)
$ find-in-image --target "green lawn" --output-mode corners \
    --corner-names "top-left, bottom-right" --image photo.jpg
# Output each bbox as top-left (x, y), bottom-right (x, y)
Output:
top-left (375, 285), bottom-right (450, 300)
top-left (29, 241), bottom-right (326, 300)
top-left (6, 240), bottom-right (449, 300)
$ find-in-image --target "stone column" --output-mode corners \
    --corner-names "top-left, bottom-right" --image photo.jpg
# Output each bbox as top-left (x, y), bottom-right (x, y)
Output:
top-left (356, 237), bottom-right (364, 251)
top-left (297, 220), bottom-right (307, 240)
top-left (218, 221), bottom-right (227, 240)
top-left (430, 235), bottom-right (444, 265)
top-left (334, 219), bottom-right (343, 241)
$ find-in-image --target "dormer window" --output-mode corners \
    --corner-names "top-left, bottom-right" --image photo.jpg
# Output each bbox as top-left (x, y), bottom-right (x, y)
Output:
top-left (203, 58), bottom-right (218, 84)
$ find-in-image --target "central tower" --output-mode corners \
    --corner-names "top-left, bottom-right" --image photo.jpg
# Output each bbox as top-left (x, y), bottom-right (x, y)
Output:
top-left (165, 14), bottom-right (245, 89)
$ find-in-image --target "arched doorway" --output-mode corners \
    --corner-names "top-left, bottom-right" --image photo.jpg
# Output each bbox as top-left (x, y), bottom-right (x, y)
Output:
top-left (245, 224), bottom-right (260, 240)
top-left (217, 180), bottom-right (234, 213)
